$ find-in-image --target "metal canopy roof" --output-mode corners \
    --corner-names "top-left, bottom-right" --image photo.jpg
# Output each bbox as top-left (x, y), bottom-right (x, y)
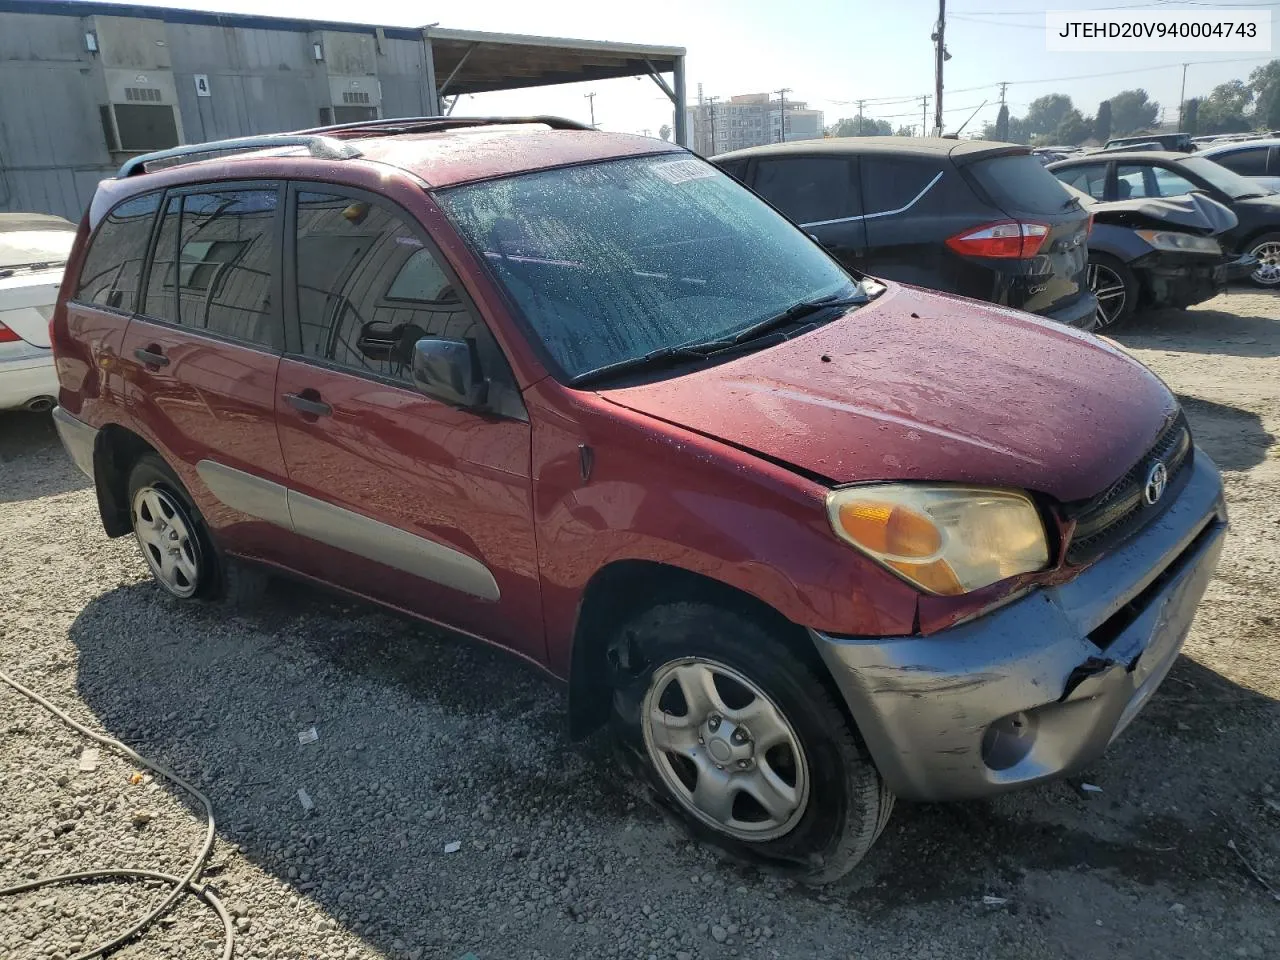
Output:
top-left (427, 27), bottom-right (684, 96)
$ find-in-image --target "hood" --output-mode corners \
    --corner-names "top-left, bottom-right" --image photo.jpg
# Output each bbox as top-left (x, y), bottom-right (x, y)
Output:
top-left (1086, 191), bottom-right (1238, 236)
top-left (600, 286), bottom-right (1178, 504)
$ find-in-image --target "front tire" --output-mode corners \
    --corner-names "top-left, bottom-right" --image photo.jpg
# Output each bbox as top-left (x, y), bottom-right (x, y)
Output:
top-left (1087, 253), bottom-right (1137, 329)
top-left (1246, 232), bottom-right (1280, 288)
top-left (609, 602), bottom-right (893, 883)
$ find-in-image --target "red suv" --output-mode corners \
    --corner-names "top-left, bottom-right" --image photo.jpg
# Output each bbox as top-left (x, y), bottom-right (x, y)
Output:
top-left (50, 117), bottom-right (1227, 881)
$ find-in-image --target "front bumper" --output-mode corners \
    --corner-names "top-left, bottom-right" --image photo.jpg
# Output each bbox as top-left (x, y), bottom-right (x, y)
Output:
top-left (1042, 291), bottom-right (1099, 332)
top-left (811, 450), bottom-right (1227, 802)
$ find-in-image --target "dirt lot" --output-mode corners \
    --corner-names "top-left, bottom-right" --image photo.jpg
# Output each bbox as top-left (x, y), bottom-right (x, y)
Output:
top-left (1, 290), bottom-right (1278, 960)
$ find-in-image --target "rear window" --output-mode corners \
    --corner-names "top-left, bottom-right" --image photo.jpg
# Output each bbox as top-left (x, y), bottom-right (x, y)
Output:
top-left (967, 153), bottom-right (1074, 215)
top-left (75, 192), bottom-right (160, 311)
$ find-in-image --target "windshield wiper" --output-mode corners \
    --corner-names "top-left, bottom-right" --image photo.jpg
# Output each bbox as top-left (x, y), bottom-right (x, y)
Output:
top-left (568, 344), bottom-right (722, 388)
top-left (726, 292), bottom-right (869, 347)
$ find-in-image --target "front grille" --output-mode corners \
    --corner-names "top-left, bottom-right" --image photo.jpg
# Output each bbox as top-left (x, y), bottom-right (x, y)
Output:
top-left (1064, 411), bottom-right (1193, 565)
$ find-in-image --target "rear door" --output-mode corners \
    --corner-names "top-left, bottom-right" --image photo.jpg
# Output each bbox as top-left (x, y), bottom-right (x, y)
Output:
top-left (747, 155), bottom-right (866, 268)
top-left (274, 184), bottom-right (543, 659)
top-left (858, 155), bottom-right (951, 286)
top-left (961, 151), bottom-right (1091, 314)
top-left (119, 182), bottom-right (297, 562)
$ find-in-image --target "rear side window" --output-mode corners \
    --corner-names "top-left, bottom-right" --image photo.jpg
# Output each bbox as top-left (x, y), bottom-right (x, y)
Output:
top-left (143, 187), bottom-right (283, 349)
top-left (1055, 163), bottom-right (1108, 200)
top-left (860, 158), bottom-right (941, 215)
top-left (753, 157), bottom-right (858, 224)
top-left (1214, 148), bottom-right (1268, 177)
top-left (967, 153), bottom-right (1072, 215)
top-left (293, 191), bottom-right (488, 384)
top-left (76, 192), bottom-right (160, 311)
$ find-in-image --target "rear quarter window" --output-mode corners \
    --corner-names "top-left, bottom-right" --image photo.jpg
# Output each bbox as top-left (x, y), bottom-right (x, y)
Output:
top-left (967, 153), bottom-right (1073, 215)
top-left (75, 192), bottom-right (160, 311)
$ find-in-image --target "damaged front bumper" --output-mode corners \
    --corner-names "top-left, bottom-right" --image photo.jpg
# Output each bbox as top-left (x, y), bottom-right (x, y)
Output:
top-left (810, 450), bottom-right (1227, 802)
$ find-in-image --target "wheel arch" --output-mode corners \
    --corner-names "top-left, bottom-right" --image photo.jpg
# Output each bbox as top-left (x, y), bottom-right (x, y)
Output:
top-left (566, 559), bottom-right (855, 741)
top-left (93, 423), bottom-right (161, 537)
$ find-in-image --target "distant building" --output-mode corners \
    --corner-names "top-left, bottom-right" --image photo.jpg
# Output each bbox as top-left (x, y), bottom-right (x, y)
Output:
top-left (687, 93), bottom-right (824, 156)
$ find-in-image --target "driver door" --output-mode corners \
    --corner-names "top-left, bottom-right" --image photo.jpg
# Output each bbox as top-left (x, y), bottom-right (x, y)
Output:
top-left (274, 184), bottom-right (543, 660)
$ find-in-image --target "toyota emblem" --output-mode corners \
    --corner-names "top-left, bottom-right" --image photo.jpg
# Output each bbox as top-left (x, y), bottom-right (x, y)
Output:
top-left (1143, 461), bottom-right (1168, 505)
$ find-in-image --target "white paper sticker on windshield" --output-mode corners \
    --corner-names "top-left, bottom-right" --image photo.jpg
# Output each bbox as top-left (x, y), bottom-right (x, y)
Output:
top-left (651, 158), bottom-right (716, 185)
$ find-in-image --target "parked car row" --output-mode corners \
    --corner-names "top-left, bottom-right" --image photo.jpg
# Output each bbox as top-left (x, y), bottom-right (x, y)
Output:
top-left (45, 117), bottom-right (1227, 881)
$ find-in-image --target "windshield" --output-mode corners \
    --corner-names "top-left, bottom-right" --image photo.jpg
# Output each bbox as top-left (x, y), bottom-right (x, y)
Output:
top-left (1180, 156), bottom-right (1273, 199)
top-left (435, 154), bottom-right (858, 380)
top-left (0, 228), bottom-right (75, 272)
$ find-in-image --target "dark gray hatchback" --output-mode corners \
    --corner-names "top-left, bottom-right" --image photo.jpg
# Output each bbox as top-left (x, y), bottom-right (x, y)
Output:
top-left (714, 137), bottom-right (1098, 329)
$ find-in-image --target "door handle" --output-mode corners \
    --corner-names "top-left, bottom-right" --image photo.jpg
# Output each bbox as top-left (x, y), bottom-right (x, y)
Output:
top-left (283, 392), bottom-right (332, 417)
top-left (134, 346), bottom-right (169, 367)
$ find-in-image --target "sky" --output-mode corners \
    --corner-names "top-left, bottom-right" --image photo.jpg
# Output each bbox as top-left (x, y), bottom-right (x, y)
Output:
top-left (66, 0), bottom-right (1280, 136)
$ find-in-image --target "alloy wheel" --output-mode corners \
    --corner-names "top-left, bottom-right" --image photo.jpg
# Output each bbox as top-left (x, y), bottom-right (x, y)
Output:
top-left (1087, 261), bottom-right (1127, 328)
top-left (1250, 240), bottom-right (1280, 287)
top-left (641, 658), bottom-right (809, 842)
top-left (132, 486), bottom-right (202, 598)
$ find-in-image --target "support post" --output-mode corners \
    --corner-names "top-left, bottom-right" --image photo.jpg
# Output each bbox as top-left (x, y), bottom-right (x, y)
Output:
top-left (422, 29), bottom-right (441, 116)
top-left (673, 55), bottom-right (688, 147)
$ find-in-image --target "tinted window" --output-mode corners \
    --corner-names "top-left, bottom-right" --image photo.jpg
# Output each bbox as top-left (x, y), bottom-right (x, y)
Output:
top-left (860, 158), bottom-right (940, 215)
top-left (143, 188), bottom-right (282, 349)
top-left (716, 159), bottom-right (747, 183)
top-left (753, 157), bottom-right (858, 224)
top-left (76, 193), bottom-right (159, 311)
top-left (968, 153), bottom-right (1072, 215)
top-left (1055, 163), bottom-right (1108, 200)
top-left (437, 154), bottom-right (858, 380)
top-left (1214, 147), bottom-right (1268, 177)
top-left (294, 192), bottom-right (484, 383)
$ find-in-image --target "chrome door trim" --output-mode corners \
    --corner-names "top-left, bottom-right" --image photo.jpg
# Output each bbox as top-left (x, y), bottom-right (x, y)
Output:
top-left (195, 459), bottom-right (501, 601)
top-left (799, 170), bottom-right (944, 228)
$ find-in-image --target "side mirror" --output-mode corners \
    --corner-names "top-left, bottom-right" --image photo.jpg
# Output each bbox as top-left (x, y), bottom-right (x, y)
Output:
top-left (412, 338), bottom-right (488, 409)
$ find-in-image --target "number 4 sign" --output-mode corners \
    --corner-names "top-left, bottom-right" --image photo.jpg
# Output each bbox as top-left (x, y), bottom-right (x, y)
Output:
top-left (194, 74), bottom-right (211, 97)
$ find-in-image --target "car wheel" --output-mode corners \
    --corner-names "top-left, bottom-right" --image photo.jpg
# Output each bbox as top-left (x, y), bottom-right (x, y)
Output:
top-left (1246, 233), bottom-right (1280, 288)
top-left (127, 453), bottom-right (223, 600)
top-left (609, 602), bottom-right (893, 883)
top-left (1087, 254), bottom-right (1137, 329)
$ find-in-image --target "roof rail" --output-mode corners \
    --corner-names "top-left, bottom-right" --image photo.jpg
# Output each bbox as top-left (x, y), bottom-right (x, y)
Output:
top-left (116, 135), bottom-right (361, 178)
top-left (290, 115), bottom-right (595, 138)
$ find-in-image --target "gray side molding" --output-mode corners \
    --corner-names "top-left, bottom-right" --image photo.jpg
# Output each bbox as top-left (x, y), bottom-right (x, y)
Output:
top-left (195, 459), bottom-right (500, 602)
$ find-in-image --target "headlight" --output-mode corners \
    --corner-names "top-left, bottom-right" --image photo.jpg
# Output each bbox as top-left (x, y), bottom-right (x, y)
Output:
top-left (825, 485), bottom-right (1050, 595)
top-left (1134, 229), bottom-right (1222, 255)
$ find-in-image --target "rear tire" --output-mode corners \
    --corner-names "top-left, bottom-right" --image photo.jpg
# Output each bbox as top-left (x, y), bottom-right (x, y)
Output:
top-left (126, 453), bottom-right (265, 604)
top-left (1087, 253), bottom-right (1137, 329)
top-left (608, 602), bottom-right (893, 883)
top-left (1246, 232), bottom-right (1280, 288)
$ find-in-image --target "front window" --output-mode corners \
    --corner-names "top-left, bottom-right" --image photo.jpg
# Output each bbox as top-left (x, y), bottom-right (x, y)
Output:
top-left (1178, 156), bottom-right (1273, 199)
top-left (435, 154), bottom-right (858, 380)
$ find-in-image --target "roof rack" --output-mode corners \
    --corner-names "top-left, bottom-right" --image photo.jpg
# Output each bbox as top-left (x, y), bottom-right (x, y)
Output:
top-left (116, 135), bottom-right (361, 178)
top-left (290, 115), bottom-right (595, 138)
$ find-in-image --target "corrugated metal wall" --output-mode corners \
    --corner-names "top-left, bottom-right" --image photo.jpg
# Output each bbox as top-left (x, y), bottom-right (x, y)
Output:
top-left (0, 10), bottom-right (432, 220)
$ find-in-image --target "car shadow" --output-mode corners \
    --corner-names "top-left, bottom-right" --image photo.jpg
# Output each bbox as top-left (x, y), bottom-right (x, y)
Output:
top-left (0, 410), bottom-right (91, 503)
top-left (1121, 296), bottom-right (1280, 359)
top-left (64, 576), bottom-right (1280, 957)
top-left (1175, 393), bottom-right (1276, 472)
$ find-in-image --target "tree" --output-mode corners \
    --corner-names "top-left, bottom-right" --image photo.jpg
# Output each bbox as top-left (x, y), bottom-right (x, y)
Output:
top-left (828, 117), bottom-right (893, 137)
top-left (894, 125), bottom-right (915, 137)
top-left (1109, 89), bottom-right (1159, 135)
top-left (1182, 98), bottom-right (1199, 136)
top-left (1250, 59), bottom-right (1280, 130)
top-left (995, 103), bottom-right (1009, 141)
top-left (1198, 80), bottom-right (1253, 134)
top-left (980, 114), bottom-right (1029, 144)
top-left (1024, 94), bottom-right (1074, 138)
top-left (658, 124), bottom-right (672, 141)
top-left (1053, 109), bottom-right (1093, 146)
top-left (1095, 100), bottom-right (1112, 142)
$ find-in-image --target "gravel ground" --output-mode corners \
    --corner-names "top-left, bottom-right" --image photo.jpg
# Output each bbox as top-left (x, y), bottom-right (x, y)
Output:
top-left (1, 290), bottom-right (1278, 960)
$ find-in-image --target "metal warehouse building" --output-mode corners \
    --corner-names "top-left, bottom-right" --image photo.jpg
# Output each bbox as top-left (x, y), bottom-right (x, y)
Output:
top-left (0, 1), bottom-right (687, 219)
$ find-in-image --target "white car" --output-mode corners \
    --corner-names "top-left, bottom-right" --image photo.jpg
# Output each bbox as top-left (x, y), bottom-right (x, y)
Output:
top-left (1198, 139), bottom-right (1280, 194)
top-left (0, 213), bottom-right (76, 412)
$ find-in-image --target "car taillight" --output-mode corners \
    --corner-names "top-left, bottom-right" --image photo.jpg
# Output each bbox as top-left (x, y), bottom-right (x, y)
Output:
top-left (945, 221), bottom-right (1050, 259)
top-left (0, 321), bottom-right (22, 343)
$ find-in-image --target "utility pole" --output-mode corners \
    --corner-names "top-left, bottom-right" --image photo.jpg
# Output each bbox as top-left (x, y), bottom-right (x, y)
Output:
top-left (932, 0), bottom-right (947, 136)
top-left (774, 87), bottom-right (791, 142)
top-left (920, 95), bottom-right (930, 136)
top-left (998, 81), bottom-right (1008, 107)
top-left (1177, 62), bottom-right (1189, 128)
top-left (584, 91), bottom-right (597, 128)
top-left (706, 95), bottom-right (720, 154)
top-left (856, 98), bottom-right (866, 136)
